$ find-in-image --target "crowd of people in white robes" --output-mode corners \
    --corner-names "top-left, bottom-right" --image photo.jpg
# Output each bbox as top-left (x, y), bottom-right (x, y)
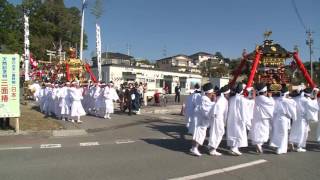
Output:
top-left (30, 81), bottom-right (120, 123)
top-left (185, 82), bottom-right (320, 156)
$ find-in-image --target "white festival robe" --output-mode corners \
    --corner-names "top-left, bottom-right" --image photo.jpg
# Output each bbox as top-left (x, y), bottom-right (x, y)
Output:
top-left (226, 94), bottom-right (252, 148)
top-left (52, 87), bottom-right (61, 117)
top-left (209, 94), bottom-right (228, 149)
top-left (59, 86), bottom-right (71, 116)
top-left (317, 98), bottom-right (320, 142)
top-left (31, 83), bottom-right (41, 102)
top-left (94, 86), bottom-right (104, 110)
top-left (69, 87), bottom-right (86, 117)
top-left (270, 96), bottom-right (297, 154)
top-left (193, 95), bottom-right (215, 145)
top-left (249, 95), bottom-right (275, 145)
top-left (289, 95), bottom-right (319, 147)
top-left (103, 86), bottom-right (119, 114)
top-left (184, 94), bottom-right (193, 131)
top-left (44, 87), bottom-right (53, 115)
top-left (185, 91), bottom-right (201, 135)
top-left (39, 88), bottom-right (46, 112)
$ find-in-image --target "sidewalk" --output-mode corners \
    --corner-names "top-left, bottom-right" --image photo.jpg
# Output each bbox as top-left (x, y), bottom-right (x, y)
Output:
top-left (0, 102), bottom-right (183, 137)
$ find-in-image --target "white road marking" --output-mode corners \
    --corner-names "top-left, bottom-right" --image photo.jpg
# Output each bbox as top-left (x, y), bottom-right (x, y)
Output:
top-left (80, 142), bottom-right (100, 146)
top-left (168, 159), bottom-right (267, 180)
top-left (115, 139), bottom-right (136, 144)
top-left (40, 144), bottom-right (62, 149)
top-left (0, 146), bottom-right (33, 151)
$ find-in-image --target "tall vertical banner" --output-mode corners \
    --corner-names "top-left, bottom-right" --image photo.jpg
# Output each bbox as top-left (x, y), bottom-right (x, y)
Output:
top-left (24, 13), bottom-right (30, 81)
top-left (96, 23), bottom-right (102, 81)
top-left (0, 54), bottom-right (21, 117)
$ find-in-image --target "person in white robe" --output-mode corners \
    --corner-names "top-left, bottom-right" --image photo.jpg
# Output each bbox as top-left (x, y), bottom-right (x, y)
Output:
top-left (289, 87), bottom-right (319, 152)
top-left (249, 84), bottom-right (275, 153)
top-left (30, 81), bottom-right (41, 102)
top-left (226, 84), bottom-right (252, 156)
top-left (87, 82), bottom-right (97, 114)
top-left (94, 82), bottom-right (105, 117)
top-left (185, 84), bottom-right (201, 135)
top-left (59, 82), bottom-right (72, 121)
top-left (39, 84), bottom-right (46, 113)
top-left (81, 82), bottom-right (91, 113)
top-left (69, 81), bottom-right (86, 123)
top-left (52, 84), bottom-right (61, 118)
top-left (270, 87), bottom-right (297, 155)
top-left (208, 85), bottom-right (230, 156)
top-left (44, 83), bottom-right (53, 116)
top-left (103, 82), bottom-right (119, 119)
top-left (190, 83), bottom-right (215, 156)
top-left (317, 94), bottom-right (320, 143)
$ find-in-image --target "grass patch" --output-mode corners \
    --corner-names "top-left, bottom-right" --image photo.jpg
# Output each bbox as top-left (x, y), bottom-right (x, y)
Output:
top-left (19, 104), bottom-right (64, 131)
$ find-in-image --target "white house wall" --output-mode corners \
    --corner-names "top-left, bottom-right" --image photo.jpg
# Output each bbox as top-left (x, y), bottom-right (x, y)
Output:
top-left (91, 65), bottom-right (202, 95)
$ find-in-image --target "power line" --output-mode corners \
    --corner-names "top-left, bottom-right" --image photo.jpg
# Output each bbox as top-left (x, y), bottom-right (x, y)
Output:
top-left (291, 0), bottom-right (307, 30)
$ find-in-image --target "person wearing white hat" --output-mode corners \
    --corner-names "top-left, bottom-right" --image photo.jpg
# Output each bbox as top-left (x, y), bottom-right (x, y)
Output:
top-left (69, 81), bottom-right (86, 123)
top-left (190, 83), bottom-right (215, 156)
top-left (249, 83), bottom-right (275, 154)
top-left (226, 83), bottom-right (252, 156)
top-left (270, 86), bottom-right (297, 154)
top-left (102, 81), bottom-right (119, 119)
top-left (208, 85), bottom-right (230, 156)
top-left (289, 87), bottom-right (319, 152)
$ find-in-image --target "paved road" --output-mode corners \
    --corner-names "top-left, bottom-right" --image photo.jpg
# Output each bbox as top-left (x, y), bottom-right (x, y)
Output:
top-left (0, 113), bottom-right (320, 180)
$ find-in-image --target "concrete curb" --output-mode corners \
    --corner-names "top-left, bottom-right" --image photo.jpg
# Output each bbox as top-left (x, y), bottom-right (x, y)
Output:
top-left (141, 107), bottom-right (182, 114)
top-left (52, 129), bottom-right (88, 137)
top-left (0, 129), bottom-right (88, 137)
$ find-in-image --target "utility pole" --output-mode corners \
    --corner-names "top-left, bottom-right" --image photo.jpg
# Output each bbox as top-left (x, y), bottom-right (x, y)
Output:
top-left (80, 0), bottom-right (87, 60)
top-left (306, 29), bottom-right (314, 79)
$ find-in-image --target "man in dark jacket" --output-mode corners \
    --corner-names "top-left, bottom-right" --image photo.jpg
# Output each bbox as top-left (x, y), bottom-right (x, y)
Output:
top-left (175, 84), bottom-right (181, 103)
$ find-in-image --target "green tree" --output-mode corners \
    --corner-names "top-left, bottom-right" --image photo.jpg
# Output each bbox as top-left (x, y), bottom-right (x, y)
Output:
top-left (0, 0), bottom-right (23, 53)
top-left (1, 0), bottom-right (87, 60)
top-left (91, 0), bottom-right (104, 20)
top-left (214, 51), bottom-right (224, 59)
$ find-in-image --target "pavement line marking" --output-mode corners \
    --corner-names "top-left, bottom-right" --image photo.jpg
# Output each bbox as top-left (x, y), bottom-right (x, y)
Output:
top-left (0, 146), bottom-right (33, 151)
top-left (80, 142), bottom-right (100, 146)
top-left (115, 140), bottom-right (136, 144)
top-left (168, 159), bottom-right (267, 180)
top-left (40, 144), bottom-right (62, 149)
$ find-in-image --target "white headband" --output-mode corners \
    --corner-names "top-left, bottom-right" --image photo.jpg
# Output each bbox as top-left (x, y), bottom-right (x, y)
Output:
top-left (258, 86), bottom-right (267, 93)
top-left (222, 89), bottom-right (230, 94)
top-left (205, 89), bottom-right (214, 93)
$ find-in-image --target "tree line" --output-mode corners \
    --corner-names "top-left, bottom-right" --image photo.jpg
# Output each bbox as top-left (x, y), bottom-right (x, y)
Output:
top-left (0, 0), bottom-right (87, 60)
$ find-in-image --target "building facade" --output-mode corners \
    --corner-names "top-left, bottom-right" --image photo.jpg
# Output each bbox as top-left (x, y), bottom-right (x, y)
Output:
top-left (92, 52), bottom-right (134, 67)
top-left (91, 64), bottom-right (202, 95)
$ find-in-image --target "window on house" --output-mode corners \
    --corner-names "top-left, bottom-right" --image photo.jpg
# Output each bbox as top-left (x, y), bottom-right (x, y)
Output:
top-left (180, 81), bottom-right (186, 88)
top-left (156, 79), bottom-right (164, 88)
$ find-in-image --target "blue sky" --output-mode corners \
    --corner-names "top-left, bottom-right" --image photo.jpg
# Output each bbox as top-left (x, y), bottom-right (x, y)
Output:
top-left (9, 0), bottom-right (320, 62)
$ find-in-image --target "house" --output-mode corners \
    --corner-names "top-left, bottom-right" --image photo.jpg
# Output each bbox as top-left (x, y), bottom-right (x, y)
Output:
top-left (156, 54), bottom-right (200, 74)
top-left (92, 52), bottom-right (134, 67)
top-left (189, 52), bottom-right (215, 66)
top-left (134, 59), bottom-right (155, 69)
